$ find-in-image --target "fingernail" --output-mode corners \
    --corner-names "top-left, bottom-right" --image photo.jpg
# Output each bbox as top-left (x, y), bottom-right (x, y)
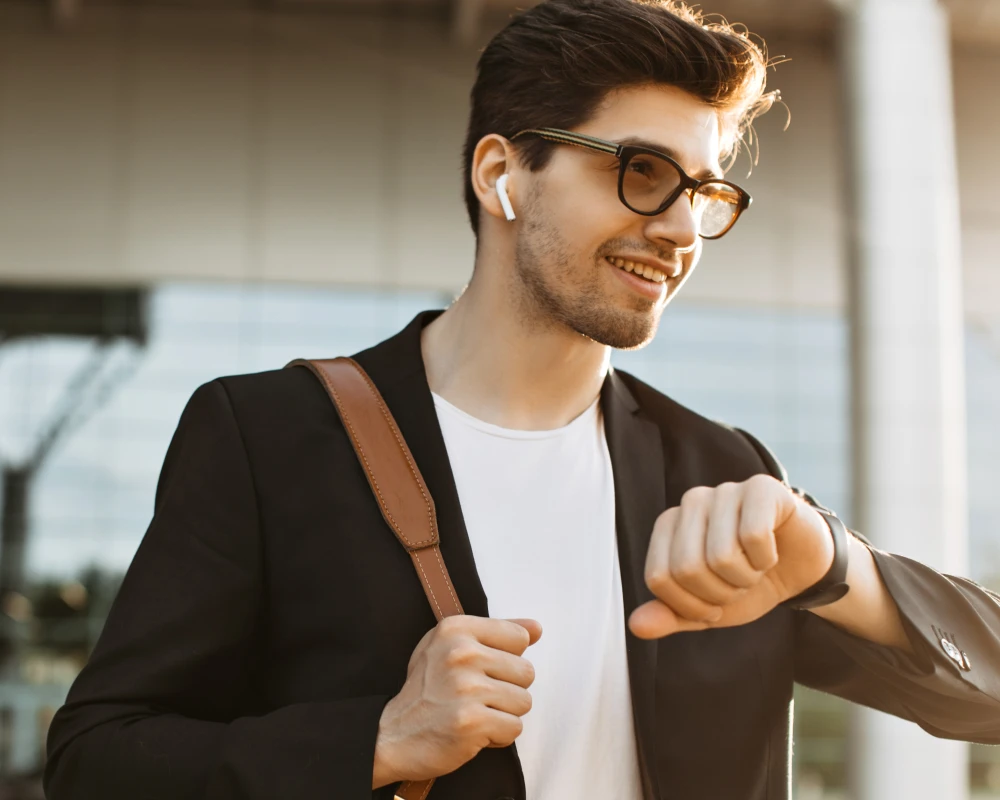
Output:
top-left (708, 607), bottom-right (723, 622)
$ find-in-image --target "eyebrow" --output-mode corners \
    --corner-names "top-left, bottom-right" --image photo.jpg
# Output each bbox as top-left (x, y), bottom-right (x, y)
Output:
top-left (614, 136), bottom-right (724, 181)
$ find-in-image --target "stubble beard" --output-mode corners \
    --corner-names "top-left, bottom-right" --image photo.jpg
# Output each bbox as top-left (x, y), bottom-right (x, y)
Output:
top-left (511, 189), bottom-right (662, 350)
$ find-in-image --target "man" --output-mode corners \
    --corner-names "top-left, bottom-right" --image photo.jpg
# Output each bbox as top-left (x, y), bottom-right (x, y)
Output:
top-left (44, 1), bottom-right (1000, 799)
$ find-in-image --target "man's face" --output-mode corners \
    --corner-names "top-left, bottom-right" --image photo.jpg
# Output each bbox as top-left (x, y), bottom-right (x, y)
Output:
top-left (511, 84), bottom-right (725, 349)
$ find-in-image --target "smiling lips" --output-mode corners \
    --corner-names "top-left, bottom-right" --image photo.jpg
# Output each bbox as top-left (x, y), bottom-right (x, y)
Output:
top-left (605, 256), bottom-right (679, 284)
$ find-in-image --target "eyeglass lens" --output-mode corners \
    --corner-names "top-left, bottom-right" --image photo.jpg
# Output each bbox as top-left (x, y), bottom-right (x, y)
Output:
top-left (622, 152), bottom-right (741, 238)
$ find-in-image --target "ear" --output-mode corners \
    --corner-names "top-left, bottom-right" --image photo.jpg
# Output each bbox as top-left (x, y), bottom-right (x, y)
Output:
top-left (471, 134), bottom-right (518, 223)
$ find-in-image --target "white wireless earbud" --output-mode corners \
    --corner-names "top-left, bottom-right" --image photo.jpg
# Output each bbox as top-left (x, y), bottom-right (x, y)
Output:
top-left (496, 174), bottom-right (516, 222)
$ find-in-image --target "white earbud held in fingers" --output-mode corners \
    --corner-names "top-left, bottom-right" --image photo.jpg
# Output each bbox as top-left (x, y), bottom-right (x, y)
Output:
top-left (496, 174), bottom-right (516, 221)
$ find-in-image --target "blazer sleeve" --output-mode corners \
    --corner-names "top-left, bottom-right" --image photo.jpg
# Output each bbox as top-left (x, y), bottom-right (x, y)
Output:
top-left (43, 380), bottom-right (391, 800)
top-left (794, 547), bottom-right (1000, 744)
top-left (734, 426), bottom-right (1000, 743)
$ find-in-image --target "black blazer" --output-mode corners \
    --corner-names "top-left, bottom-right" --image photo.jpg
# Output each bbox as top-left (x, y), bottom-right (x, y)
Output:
top-left (44, 311), bottom-right (1000, 800)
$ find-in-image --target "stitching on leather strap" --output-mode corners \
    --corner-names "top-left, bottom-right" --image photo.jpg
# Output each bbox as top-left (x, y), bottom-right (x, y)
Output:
top-left (313, 364), bottom-right (435, 549)
top-left (350, 362), bottom-right (438, 547)
top-left (396, 779), bottom-right (434, 800)
top-left (429, 544), bottom-right (461, 615)
top-left (410, 549), bottom-right (445, 620)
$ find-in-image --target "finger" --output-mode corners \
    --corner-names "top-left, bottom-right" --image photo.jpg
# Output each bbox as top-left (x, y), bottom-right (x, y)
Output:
top-left (482, 708), bottom-right (526, 748)
top-left (646, 507), bottom-right (723, 622)
top-left (705, 483), bottom-right (765, 588)
top-left (645, 506), bottom-right (679, 576)
top-left (481, 678), bottom-right (534, 717)
top-left (628, 599), bottom-right (710, 640)
top-left (669, 494), bottom-right (742, 608)
top-left (737, 477), bottom-right (782, 571)
top-left (448, 616), bottom-right (539, 656)
top-left (482, 650), bottom-right (536, 689)
top-left (506, 618), bottom-right (543, 647)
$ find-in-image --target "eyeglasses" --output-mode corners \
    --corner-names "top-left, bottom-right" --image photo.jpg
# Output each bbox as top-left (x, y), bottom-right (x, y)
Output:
top-left (509, 127), bottom-right (752, 240)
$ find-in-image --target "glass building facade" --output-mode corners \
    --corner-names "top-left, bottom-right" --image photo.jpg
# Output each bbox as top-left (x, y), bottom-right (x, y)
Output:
top-left (0, 282), bottom-right (997, 797)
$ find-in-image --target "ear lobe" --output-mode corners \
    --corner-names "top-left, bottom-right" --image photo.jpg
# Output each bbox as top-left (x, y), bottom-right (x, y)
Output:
top-left (495, 174), bottom-right (517, 222)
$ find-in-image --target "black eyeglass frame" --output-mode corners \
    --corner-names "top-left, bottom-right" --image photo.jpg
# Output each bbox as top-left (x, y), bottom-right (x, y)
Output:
top-left (509, 127), bottom-right (752, 240)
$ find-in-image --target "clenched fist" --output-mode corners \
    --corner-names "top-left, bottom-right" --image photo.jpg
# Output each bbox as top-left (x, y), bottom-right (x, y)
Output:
top-left (372, 615), bottom-right (541, 789)
top-left (629, 474), bottom-right (835, 639)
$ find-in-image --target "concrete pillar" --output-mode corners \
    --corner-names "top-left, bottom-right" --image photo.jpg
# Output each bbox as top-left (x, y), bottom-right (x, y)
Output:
top-left (840, 0), bottom-right (970, 799)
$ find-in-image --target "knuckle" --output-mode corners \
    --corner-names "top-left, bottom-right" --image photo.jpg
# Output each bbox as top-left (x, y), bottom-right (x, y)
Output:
top-left (681, 485), bottom-right (711, 505)
top-left (445, 643), bottom-right (480, 669)
top-left (654, 506), bottom-right (679, 529)
top-left (747, 473), bottom-right (777, 492)
top-left (451, 674), bottom-right (482, 697)
top-left (672, 561), bottom-right (702, 585)
top-left (437, 616), bottom-right (466, 637)
top-left (645, 567), bottom-right (672, 594)
top-left (451, 705), bottom-right (482, 737)
top-left (706, 550), bottom-right (736, 573)
top-left (520, 659), bottom-right (536, 687)
top-left (505, 623), bottom-right (530, 650)
top-left (739, 525), bottom-right (771, 547)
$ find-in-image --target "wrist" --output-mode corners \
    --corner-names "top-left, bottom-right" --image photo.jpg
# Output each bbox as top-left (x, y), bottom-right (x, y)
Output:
top-left (781, 497), bottom-right (851, 610)
top-left (372, 708), bottom-right (402, 789)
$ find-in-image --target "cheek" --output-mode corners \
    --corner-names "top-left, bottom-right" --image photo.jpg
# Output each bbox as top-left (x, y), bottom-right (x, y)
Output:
top-left (550, 186), bottom-right (622, 232)
top-left (542, 163), bottom-right (631, 245)
top-left (553, 200), bottom-right (640, 268)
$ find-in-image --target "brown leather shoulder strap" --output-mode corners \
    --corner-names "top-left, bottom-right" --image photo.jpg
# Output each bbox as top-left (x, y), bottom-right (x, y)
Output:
top-left (286, 356), bottom-right (462, 800)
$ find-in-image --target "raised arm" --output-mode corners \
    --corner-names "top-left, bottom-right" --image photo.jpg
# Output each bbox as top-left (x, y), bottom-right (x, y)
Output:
top-left (795, 545), bottom-right (1000, 744)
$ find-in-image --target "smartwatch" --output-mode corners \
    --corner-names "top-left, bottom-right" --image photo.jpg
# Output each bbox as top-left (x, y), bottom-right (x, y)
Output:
top-left (781, 489), bottom-right (851, 610)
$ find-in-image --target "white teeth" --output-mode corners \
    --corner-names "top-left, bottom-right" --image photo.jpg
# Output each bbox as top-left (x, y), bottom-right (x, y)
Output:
top-left (607, 256), bottom-right (670, 283)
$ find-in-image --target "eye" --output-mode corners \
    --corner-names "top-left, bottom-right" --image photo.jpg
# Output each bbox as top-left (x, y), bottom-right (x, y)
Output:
top-left (627, 160), bottom-right (654, 177)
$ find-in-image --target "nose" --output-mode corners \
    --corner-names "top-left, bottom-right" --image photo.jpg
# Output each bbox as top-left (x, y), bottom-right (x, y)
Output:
top-left (642, 192), bottom-right (699, 253)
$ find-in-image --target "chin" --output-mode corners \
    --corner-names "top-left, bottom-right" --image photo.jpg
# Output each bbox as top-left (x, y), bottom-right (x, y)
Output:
top-left (571, 306), bottom-right (662, 350)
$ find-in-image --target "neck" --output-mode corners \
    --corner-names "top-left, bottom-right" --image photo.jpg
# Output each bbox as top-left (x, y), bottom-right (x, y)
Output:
top-left (422, 265), bottom-right (610, 431)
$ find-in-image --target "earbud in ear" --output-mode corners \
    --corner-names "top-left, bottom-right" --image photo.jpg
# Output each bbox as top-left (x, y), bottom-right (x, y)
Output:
top-left (496, 174), bottom-right (516, 222)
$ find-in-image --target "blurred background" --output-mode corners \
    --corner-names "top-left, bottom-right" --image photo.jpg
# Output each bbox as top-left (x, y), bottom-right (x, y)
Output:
top-left (0, 0), bottom-right (998, 797)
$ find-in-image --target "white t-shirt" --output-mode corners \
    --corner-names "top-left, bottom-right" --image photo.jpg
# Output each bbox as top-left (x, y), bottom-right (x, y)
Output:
top-left (432, 392), bottom-right (644, 800)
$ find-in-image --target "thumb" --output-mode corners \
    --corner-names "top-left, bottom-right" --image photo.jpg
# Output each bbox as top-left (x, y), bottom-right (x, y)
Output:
top-left (506, 618), bottom-right (543, 646)
top-left (628, 600), bottom-right (709, 640)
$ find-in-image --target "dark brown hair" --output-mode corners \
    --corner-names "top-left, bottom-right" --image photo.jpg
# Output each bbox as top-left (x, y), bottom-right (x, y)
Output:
top-left (462, 0), bottom-right (778, 236)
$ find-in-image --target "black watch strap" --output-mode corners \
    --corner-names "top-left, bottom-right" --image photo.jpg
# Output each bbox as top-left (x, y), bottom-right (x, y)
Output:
top-left (781, 489), bottom-right (851, 610)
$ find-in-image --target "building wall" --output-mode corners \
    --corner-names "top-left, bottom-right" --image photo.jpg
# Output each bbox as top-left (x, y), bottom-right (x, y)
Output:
top-left (1, 3), bottom-right (997, 327)
top-left (2, 5), bottom-right (1000, 794)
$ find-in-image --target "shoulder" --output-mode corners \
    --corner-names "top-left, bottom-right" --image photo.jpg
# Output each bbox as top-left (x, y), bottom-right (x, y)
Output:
top-left (612, 367), bottom-right (786, 483)
top-left (188, 365), bottom-right (334, 435)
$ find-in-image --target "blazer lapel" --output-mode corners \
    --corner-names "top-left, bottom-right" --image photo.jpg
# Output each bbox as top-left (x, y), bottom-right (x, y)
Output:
top-left (602, 368), bottom-right (665, 800)
top-left (355, 316), bottom-right (665, 798)
top-left (351, 310), bottom-right (490, 619)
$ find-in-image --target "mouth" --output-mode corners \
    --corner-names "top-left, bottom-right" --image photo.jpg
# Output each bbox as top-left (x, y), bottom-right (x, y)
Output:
top-left (603, 256), bottom-right (679, 284)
